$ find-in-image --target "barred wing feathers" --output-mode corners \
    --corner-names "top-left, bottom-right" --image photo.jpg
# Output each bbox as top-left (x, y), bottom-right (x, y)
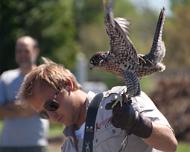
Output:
top-left (103, 0), bottom-right (139, 64)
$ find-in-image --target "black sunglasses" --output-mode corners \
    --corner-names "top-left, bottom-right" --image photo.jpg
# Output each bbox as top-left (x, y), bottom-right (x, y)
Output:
top-left (39, 92), bottom-right (60, 119)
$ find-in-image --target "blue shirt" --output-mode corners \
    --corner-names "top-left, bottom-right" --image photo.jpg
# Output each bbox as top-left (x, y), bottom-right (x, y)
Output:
top-left (0, 69), bottom-right (49, 146)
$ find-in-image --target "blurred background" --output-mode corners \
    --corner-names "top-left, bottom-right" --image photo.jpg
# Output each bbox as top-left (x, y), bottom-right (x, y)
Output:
top-left (0, 0), bottom-right (190, 151)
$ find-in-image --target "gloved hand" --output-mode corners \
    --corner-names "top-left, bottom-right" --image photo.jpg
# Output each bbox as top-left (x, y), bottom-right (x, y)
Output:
top-left (106, 97), bottom-right (153, 138)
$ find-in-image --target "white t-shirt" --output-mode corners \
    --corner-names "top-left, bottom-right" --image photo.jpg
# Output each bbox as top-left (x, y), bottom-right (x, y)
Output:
top-left (61, 86), bottom-right (171, 152)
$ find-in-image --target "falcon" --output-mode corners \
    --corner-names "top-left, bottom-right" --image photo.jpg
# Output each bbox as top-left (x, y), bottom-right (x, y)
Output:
top-left (89, 0), bottom-right (166, 97)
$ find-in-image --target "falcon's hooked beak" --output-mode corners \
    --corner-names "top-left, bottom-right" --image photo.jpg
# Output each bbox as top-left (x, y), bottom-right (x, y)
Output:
top-left (89, 63), bottom-right (95, 70)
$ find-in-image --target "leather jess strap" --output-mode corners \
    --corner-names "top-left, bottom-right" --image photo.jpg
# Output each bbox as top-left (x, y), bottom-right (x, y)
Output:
top-left (82, 93), bottom-right (103, 152)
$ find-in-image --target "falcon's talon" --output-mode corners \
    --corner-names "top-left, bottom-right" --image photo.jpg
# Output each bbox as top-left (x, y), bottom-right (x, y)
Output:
top-left (111, 100), bottom-right (119, 109)
top-left (138, 55), bottom-right (146, 64)
top-left (119, 99), bottom-right (123, 107)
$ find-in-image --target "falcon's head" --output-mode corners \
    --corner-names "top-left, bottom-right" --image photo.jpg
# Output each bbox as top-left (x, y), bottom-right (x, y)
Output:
top-left (89, 52), bottom-right (108, 69)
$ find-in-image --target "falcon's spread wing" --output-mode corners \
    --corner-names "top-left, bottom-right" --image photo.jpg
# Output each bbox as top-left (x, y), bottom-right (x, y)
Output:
top-left (103, 0), bottom-right (139, 64)
top-left (148, 7), bottom-right (166, 63)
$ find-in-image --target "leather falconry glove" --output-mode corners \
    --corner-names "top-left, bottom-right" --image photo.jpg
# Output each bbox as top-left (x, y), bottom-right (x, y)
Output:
top-left (106, 96), bottom-right (153, 138)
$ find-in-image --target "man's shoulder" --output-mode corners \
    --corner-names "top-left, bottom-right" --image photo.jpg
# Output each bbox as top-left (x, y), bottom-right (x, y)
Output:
top-left (132, 91), bottom-right (154, 105)
top-left (1, 69), bottom-right (20, 81)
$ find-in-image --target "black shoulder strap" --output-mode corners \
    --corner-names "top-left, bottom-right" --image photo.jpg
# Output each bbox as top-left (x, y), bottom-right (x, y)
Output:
top-left (82, 93), bottom-right (103, 152)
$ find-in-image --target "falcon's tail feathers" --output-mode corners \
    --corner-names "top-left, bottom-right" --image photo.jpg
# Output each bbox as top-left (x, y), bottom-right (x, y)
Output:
top-left (148, 7), bottom-right (166, 63)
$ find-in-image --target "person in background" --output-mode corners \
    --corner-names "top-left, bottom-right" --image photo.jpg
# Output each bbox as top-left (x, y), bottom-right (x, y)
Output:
top-left (0, 36), bottom-right (49, 152)
top-left (17, 60), bottom-right (177, 152)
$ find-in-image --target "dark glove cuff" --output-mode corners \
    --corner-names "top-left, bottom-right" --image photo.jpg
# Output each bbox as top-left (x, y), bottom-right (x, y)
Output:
top-left (129, 113), bottom-right (153, 138)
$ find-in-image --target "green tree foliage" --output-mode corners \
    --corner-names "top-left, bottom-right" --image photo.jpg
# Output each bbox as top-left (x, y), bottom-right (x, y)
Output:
top-left (165, 3), bottom-right (190, 68)
top-left (0, 0), bottom-right (78, 74)
top-left (128, 8), bottom-right (160, 54)
top-left (170, 0), bottom-right (190, 8)
top-left (75, 0), bottom-right (102, 24)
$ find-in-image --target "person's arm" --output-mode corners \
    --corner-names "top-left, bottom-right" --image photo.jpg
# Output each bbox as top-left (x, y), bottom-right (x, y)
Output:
top-left (108, 97), bottom-right (177, 152)
top-left (0, 101), bottom-right (36, 119)
top-left (0, 74), bottom-right (36, 119)
top-left (144, 122), bottom-right (177, 152)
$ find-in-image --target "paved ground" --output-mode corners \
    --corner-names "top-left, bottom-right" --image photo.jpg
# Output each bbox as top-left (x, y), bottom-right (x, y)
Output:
top-left (48, 136), bottom-right (64, 152)
top-left (48, 142), bottom-right (62, 152)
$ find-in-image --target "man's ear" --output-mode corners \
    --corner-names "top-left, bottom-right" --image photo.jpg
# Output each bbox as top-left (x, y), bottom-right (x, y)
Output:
top-left (65, 79), bottom-right (74, 93)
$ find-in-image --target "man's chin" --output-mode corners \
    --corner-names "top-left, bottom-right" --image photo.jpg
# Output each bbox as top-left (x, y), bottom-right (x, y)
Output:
top-left (55, 115), bottom-right (66, 124)
top-left (19, 63), bottom-right (32, 68)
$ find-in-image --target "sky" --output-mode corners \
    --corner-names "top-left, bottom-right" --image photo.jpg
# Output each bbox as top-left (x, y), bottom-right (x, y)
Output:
top-left (129, 0), bottom-right (171, 15)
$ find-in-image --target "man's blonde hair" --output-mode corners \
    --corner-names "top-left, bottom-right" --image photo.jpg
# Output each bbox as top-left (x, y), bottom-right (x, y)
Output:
top-left (18, 60), bottom-right (81, 102)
